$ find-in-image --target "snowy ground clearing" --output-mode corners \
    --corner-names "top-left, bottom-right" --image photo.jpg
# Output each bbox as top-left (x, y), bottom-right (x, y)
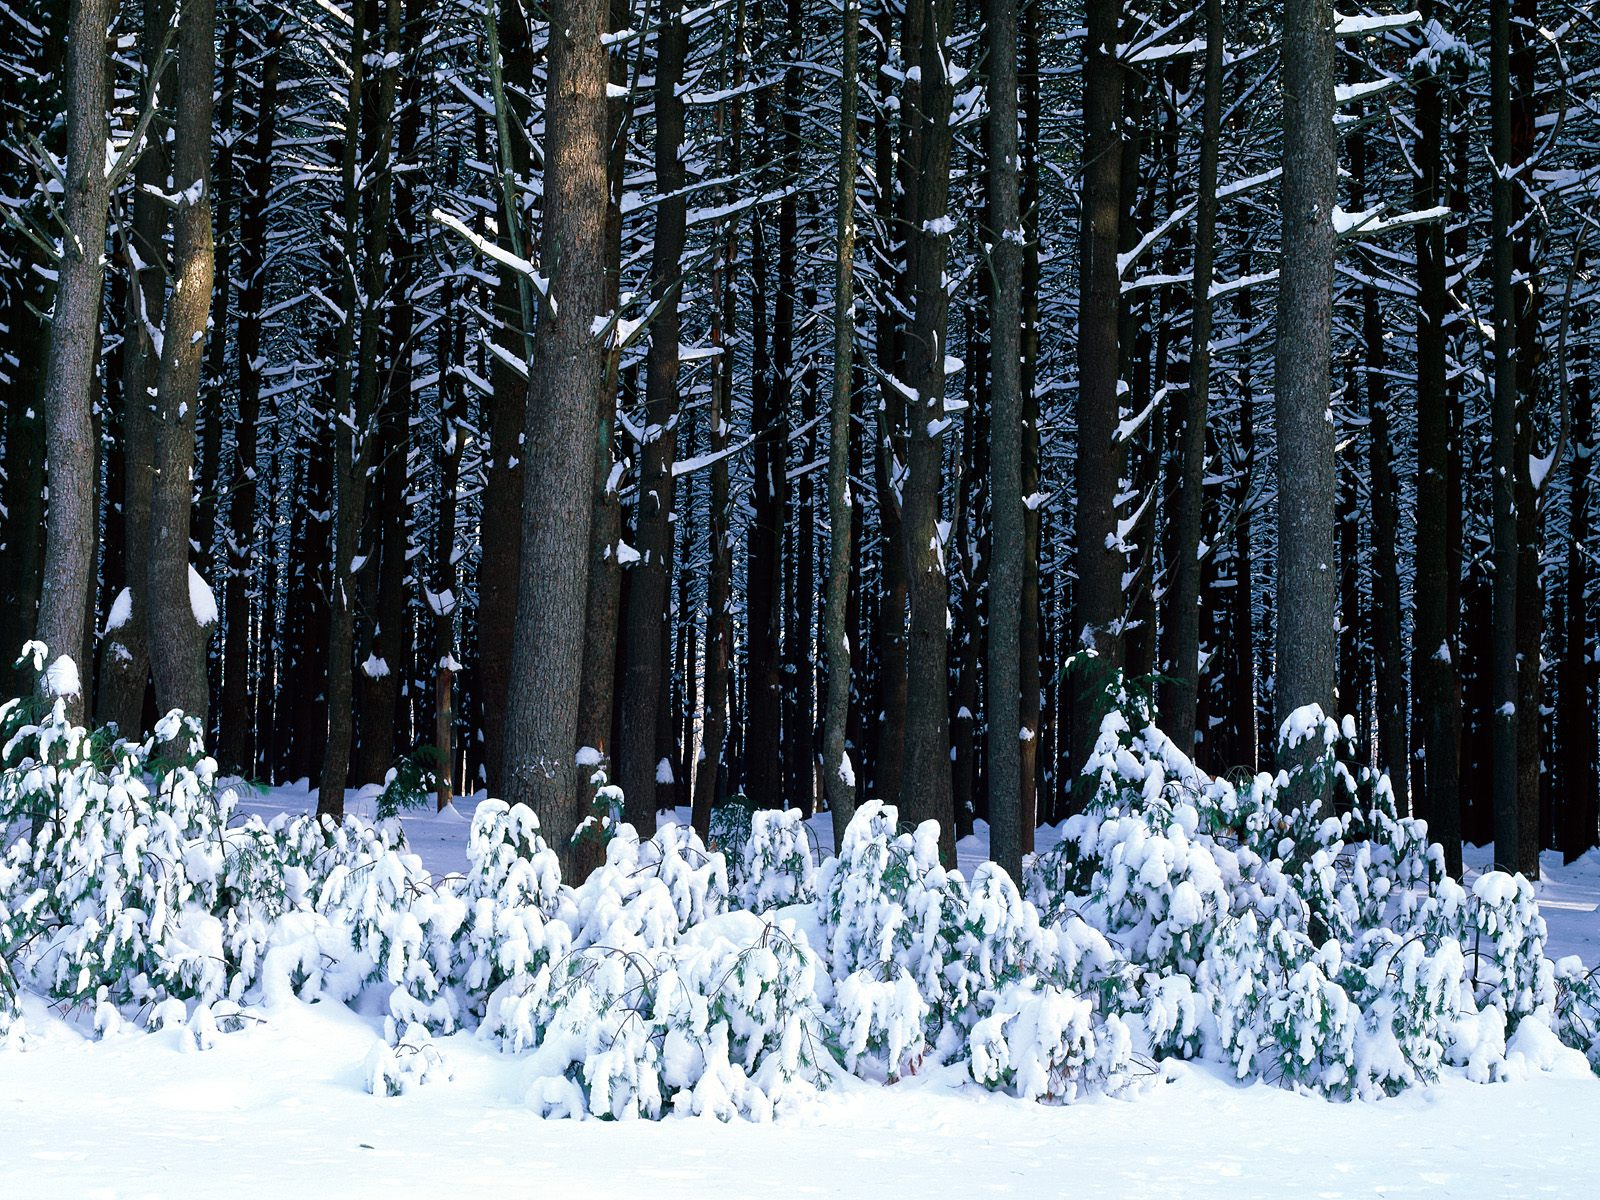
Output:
top-left (5, 988), bottom-right (1598, 1199)
top-left (3, 783), bottom-right (1598, 1198)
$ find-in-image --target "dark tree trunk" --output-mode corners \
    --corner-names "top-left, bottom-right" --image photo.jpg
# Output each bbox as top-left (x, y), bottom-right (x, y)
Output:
top-left (984, 0), bottom-right (1024, 878)
top-left (822, 0), bottom-right (861, 842)
top-left (147, 0), bottom-right (218, 728)
top-left (97, 0), bottom-right (171, 736)
top-left (1560, 327), bottom-right (1596, 861)
top-left (895, 0), bottom-right (958, 859)
top-left (218, 18), bottom-right (281, 772)
top-left (620, 0), bottom-right (688, 829)
top-left (1488, 0), bottom-right (1520, 870)
top-left (34, 0), bottom-right (116, 720)
top-left (1158, 0), bottom-right (1221, 758)
top-left (1273, 0), bottom-right (1338, 811)
top-left (1410, 0), bottom-right (1460, 869)
top-left (477, 0), bottom-right (537, 791)
top-left (1070, 0), bottom-right (1127, 777)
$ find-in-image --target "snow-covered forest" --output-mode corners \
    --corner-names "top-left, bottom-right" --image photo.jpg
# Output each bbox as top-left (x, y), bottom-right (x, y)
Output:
top-left (2, 0), bottom-right (1600, 1190)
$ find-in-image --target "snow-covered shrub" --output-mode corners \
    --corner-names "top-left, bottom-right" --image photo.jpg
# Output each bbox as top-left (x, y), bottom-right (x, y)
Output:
top-left (1198, 911), bottom-right (1271, 1077)
top-left (1, 690), bottom-right (233, 1012)
top-left (737, 808), bottom-right (818, 912)
top-left (0, 878), bottom-right (20, 1046)
top-left (1468, 871), bottom-right (1556, 1028)
top-left (1553, 957), bottom-right (1600, 1075)
top-left (455, 799), bottom-right (569, 1005)
top-left (522, 913), bottom-right (829, 1120)
top-left (367, 1023), bottom-right (451, 1096)
top-left (833, 966), bottom-right (928, 1082)
top-left (374, 746), bottom-right (446, 820)
top-left (947, 864), bottom-right (1051, 1023)
top-left (1341, 928), bottom-right (1465, 1094)
top-left (969, 979), bottom-right (1135, 1102)
top-left (816, 802), bottom-right (964, 1015)
top-left (570, 820), bottom-right (728, 952)
top-left (315, 834), bottom-right (466, 1035)
top-left (709, 795), bottom-right (757, 873)
top-left (569, 752), bottom-right (624, 858)
top-left (665, 914), bottom-right (831, 1117)
top-left (1143, 972), bottom-right (1203, 1060)
top-left (1260, 933), bottom-right (1358, 1095)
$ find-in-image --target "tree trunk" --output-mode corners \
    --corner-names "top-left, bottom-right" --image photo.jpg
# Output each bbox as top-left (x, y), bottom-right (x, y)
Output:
top-left (477, 0), bottom-right (537, 791)
top-left (147, 0), bottom-right (218, 728)
top-left (501, 0), bottom-right (611, 868)
top-left (1070, 0), bottom-right (1127, 776)
top-left (984, 0), bottom-right (1023, 878)
top-left (1273, 0), bottom-right (1338, 810)
top-left (1158, 0), bottom-right (1221, 759)
top-left (822, 0), bottom-right (860, 843)
top-left (1560, 325), bottom-right (1595, 861)
top-left (34, 0), bottom-right (116, 719)
top-left (620, 0), bottom-right (687, 829)
top-left (1488, 0), bottom-right (1520, 870)
top-left (897, 0), bottom-right (957, 859)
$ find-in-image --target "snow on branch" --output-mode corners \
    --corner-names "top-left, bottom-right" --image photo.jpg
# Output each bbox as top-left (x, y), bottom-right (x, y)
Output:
top-left (1334, 204), bottom-right (1451, 240)
top-left (1333, 10), bottom-right (1422, 38)
top-left (431, 209), bottom-right (552, 309)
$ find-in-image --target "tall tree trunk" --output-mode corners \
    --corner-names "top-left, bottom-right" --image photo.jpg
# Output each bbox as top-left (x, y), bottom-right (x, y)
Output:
top-left (822, 0), bottom-right (860, 843)
top-left (501, 0), bottom-right (611, 867)
top-left (692, 16), bottom-right (745, 837)
top-left (871, 0), bottom-right (908, 806)
top-left (897, 0), bottom-right (957, 859)
top-left (1070, 0), bottom-right (1126, 776)
top-left (1018, 0), bottom-right (1042, 845)
top-left (147, 0), bottom-right (218, 727)
top-left (320, 0), bottom-right (400, 817)
top-left (620, 0), bottom-right (687, 829)
top-left (1560, 324), bottom-right (1595, 861)
top-left (98, 0), bottom-right (173, 735)
top-left (478, 0), bottom-right (536, 790)
top-left (1158, 0), bottom-right (1221, 758)
top-left (34, 0), bottom-right (116, 718)
top-left (432, 275), bottom-right (467, 809)
top-left (1488, 0), bottom-right (1520, 870)
top-left (355, 5), bottom-right (425, 785)
top-left (1410, 0), bottom-right (1460, 869)
top-left (1273, 0), bottom-right (1337, 810)
top-left (984, 0), bottom-right (1023, 878)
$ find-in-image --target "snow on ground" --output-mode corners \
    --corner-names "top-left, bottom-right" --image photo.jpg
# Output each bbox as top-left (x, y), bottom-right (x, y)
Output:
top-left (3, 783), bottom-right (1598, 1199)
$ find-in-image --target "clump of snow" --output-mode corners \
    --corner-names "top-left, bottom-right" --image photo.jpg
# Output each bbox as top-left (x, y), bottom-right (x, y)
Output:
top-left (188, 564), bottom-right (219, 627)
top-left (105, 587), bottom-right (134, 633)
top-left (43, 655), bottom-right (81, 698)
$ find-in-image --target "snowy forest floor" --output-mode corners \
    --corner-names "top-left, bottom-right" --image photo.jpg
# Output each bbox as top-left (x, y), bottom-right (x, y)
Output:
top-left (3, 784), bottom-right (1599, 1198)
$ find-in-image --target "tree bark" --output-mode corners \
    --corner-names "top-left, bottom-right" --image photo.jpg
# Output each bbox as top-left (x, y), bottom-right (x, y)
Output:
top-left (984, 0), bottom-right (1023, 879)
top-left (897, 0), bottom-right (957, 859)
top-left (1070, 0), bottom-right (1126, 776)
top-left (217, 16), bottom-right (281, 772)
top-left (501, 0), bottom-right (611, 868)
top-left (34, 0), bottom-right (116, 720)
top-left (821, 0), bottom-right (860, 843)
top-left (1273, 0), bottom-right (1338, 811)
top-left (1488, 0), bottom-right (1519, 870)
top-left (620, 0), bottom-right (687, 828)
top-left (1158, 0), bottom-right (1221, 760)
top-left (147, 0), bottom-right (218, 728)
